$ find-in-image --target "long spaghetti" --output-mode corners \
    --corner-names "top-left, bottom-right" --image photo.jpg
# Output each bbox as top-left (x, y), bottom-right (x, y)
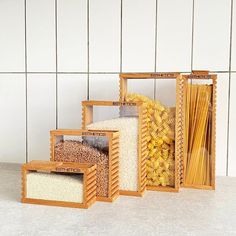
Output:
top-left (184, 84), bottom-right (212, 186)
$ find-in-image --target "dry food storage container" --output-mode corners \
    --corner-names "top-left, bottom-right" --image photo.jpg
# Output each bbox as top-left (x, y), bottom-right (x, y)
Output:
top-left (82, 100), bottom-right (148, 197)
top-left (119, 73), bottom-right (184, 192)
top-left (181, 71), bottom-right (217, 190)
top-left (50, 129), bottom-right (119, 202)
top-left (21, 161), bottom-right (96, 209)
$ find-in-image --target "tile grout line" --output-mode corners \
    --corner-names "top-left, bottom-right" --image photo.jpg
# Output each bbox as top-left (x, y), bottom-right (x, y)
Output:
top-left (226, 0), bottom-right (234, 176)
top-left (55, 0), bottom-right (58, 129)
top-left (154, 0), bottom-right (158, 100)
top-left (0, 70), bottom-right (235, 75)
top-left (87, 0), bottom-right (90, 100)
top-left (190, 0), bottom-right (195, 91)
top-left (24, 0), bottom-right (28, 163)
top-left (190, 0), bottom-right (195, 73)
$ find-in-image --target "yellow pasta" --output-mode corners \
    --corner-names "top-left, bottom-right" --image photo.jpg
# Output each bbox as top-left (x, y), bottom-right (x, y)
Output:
top-left (184, 84), bottom-right (212, 186)
top-left (126, 93), bottom-right (176, 187)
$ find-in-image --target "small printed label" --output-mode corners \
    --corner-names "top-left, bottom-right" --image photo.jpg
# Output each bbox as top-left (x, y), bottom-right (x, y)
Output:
top-left (112, 102), bottom-right (137, 106)
top-left (55, 167), bottom-right (82, 173)
top-left (187, 75), bottom-right (212, 80)
top-left (82, 132), bottom-right (106, 136)
top-left (150, 73), bottom-right (176, 78)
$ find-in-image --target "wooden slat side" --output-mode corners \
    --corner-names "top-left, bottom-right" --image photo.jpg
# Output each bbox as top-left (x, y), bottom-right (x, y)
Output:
top-left (211, 75), bottom-right (217, 190)
top-left (174, 75), bottom-right (185, 192)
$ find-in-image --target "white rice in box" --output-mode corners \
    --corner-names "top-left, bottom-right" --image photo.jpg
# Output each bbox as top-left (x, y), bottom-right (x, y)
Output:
top-left (87, 117), bottom-right (138, 191)
top-left (26, 172), bottom-right (84, 203)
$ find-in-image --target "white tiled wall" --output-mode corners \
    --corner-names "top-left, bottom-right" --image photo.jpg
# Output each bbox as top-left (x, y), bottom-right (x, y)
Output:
top-left (0, 75), bottom-right (26, 163)
top-left (26, 0), bottom-right (56, 72)
top-left (57, 0), bottom-right (87, 72)
top-left (0, 0), bottom-right (25, 72)
top-left (89, 0), bottom-right (121, 72)
top-left (122, 0), bottom-right (156, 72)
top-left (58, 74), bottom-right (87, 128)
top-left (27, 74), bottom-right (56, 161)
top-left (192, 0), bottom-right (231, 71)
top-left (156, 0), bottom-right (192, 72)
top-left (0, 0), bottom-right (235, 177)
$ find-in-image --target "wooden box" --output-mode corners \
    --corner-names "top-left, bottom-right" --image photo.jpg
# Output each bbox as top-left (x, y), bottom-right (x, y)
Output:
top-left (119, 73), bottom-right (185, 192)
top-left (82, 100), bottom-right (148, 197)
top-left (50, 129), bottom-right (119, 202)
top-left (21, 161), bottom-right (96, 209)
top-left (181, 71), bottom-right (217, 190)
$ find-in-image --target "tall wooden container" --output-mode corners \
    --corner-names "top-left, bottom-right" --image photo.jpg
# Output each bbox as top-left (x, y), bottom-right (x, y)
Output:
top-left (119, 73), bottom-right (185, 192)
top-left (82, 100), bottom-right (148, 197)
top-left (181, 71), bottom-right (217, 190)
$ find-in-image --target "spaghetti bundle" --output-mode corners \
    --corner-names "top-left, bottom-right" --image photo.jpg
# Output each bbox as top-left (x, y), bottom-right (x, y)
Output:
top-left (184, 84), bottom-right (212, 186)
top-left (126, 93), bottom-right (175, 187)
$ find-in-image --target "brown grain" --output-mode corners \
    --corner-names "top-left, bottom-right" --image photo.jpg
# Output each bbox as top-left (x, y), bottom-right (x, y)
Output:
top-left (54, 140), bottom-right (109, 197)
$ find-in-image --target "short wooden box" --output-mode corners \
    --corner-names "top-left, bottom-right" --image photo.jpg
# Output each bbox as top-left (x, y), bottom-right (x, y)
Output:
top-left (50, 129), bottom-right (119, 202)
top-left (82, 100), bottom-right (148, 197)
top-left (119, 73), bottom-right (185, 192)
top-left (181, 71), bottom-right (217, 190)
top-left (21, 161), bottom-right (96, 209)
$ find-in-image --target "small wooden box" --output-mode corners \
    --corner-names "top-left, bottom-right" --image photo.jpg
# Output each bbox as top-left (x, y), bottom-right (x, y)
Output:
top-left (82, 100), bottom-right (148, 197)
top-left (21, 161), bottom-right (96, 209)
top-left (50, 129), bottom-right (119, 202)
top-left (181, 71), bottom-right (217, 190)
top-left (119, 73), bottom-right (185, 192)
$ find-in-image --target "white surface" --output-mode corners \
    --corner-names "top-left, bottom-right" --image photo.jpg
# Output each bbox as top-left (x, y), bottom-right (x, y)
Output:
top-left (58, 74), bottom-right (87, 129)
top-left (155, 79), bottom-right (176, 107)
top-left (122, 0), bottom-right (156, 72)
top-left (26, 0), bottom-right (55, 72)
top-left (89, 74), bottom-right (119, 100)
top-left (1, 165), bottom-right (236, 235)
top-left (0, 0), bottom-right (25, 72)
top-left (26, 172), bottom-right (83, 203)
top-left (88, 117), bottom-right (139, 191)
top-left (27, 74), bottom-right (56, 161)
top-left (228, 73), bottom-right (236, 176)
top-left (232, 0), bottom-right (236, 71)
top-left (0, 75), bottom-right (26, 163)
top-left (192, 0), bottom-right (231, 71)
top-left (216, 73), bottom-right (229, 176)
top-left (89, 0), bottom-right (120, 72)
top-left (57, 0), bottom-right (87, 72)
top-left (156, 0), bottom-right (192, 72)
top-left (128, 79), bottom-right (155, 99)
top-left (89, 74), bottom-right (120, 121)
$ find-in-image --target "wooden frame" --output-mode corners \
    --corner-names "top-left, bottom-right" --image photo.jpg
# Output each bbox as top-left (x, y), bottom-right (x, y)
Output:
top-left (119, 73), bottom-right (184, 192)
top-left (50, 129), bottom-right (119, 202)
top-left (82, 100), bottom-right (148, 197)
top-left (21, 160), bottom-right (96, 209)
top-left (181, 71), bottom-right (216, 190)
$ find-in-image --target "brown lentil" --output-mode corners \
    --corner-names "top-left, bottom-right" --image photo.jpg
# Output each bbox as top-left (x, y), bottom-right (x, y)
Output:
top-left (54, 140), bottom-right (109, 197)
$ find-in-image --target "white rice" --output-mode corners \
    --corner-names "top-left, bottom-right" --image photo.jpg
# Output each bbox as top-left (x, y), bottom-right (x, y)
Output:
top-left (26, 172), bottom-right (84, 203)
top-left (87, 117), bottom-right (139, 191)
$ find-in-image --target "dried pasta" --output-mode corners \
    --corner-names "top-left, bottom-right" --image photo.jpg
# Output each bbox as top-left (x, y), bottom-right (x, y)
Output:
top-left (126, 93), bottom-right (175, 187)
top-left (184, 84), bottom-right (212, 186)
